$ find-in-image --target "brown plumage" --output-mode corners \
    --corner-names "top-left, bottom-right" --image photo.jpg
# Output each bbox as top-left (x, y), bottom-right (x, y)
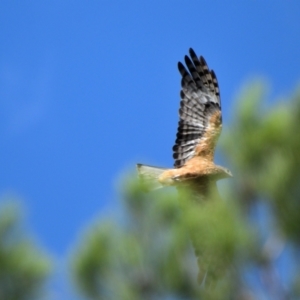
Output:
top-left (136, 48), bottom-right (232, 285)
top-left (137, 48), bottom-right (232, 194)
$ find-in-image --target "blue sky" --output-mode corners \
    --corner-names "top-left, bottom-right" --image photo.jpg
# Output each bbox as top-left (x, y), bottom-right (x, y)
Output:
top-left (1, 1), bottom-right (300, 298)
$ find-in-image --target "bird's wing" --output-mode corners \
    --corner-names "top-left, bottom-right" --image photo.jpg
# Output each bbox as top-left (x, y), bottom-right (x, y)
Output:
top-left (173, 48), bottom-right (222, 168)
top-left (177, 179), bottom-right (222, 284)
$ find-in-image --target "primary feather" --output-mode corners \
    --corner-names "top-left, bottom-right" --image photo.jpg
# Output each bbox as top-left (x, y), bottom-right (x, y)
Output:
top-left (173, 48), bottom-right (222, 168)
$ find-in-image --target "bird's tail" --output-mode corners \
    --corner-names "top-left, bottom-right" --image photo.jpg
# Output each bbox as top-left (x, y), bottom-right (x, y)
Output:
top-left (136, 164), bottom-right (166, 191)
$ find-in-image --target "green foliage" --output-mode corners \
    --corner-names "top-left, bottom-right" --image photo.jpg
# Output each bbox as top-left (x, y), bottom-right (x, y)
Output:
top-left (72, 185), bottom-right (200, 300)
top-left (71, 181), bottom-right (256, 299)
top-left (222, 82), bottom-right (300, 245)
top-left (0, 202), bottom-right (51, 300)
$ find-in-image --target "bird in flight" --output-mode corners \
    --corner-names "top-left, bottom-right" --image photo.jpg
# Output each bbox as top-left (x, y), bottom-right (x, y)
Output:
top-left (137, 48), bottom-right (232, 199)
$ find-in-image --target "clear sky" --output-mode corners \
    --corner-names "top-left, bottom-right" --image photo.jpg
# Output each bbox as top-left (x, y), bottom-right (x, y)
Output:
top-left (1, 1), bottom-right (300, 298)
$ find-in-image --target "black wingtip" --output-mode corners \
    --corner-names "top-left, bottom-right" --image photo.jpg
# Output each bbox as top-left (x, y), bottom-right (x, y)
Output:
top-left (200, 56), bottom-right (207, 65)
top-left (184, 55), bottom-right (192, 66)
top-left (189, 48), bottom-right (197, 58)
top-left (177, 61), bottom-right (186, 74)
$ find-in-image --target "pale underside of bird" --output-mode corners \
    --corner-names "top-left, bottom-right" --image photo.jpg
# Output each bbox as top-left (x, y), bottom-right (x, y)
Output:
top-left (137, 48), bottom-right (232, 199)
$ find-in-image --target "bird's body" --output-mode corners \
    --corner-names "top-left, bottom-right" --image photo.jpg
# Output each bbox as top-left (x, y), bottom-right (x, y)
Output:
top-left (137, 48), bottom-right (231, 196)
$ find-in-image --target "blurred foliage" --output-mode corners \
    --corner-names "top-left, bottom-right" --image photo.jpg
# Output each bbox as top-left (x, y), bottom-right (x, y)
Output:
top-left (72, 187), bottom-right (201, 300)
top-left (71, 82), bottom-right (300, 299)
top-left (222, 82), bottom-right (300, 245)
top-left (71, 182), bottom-right (257, 300)
top-left (0, 202), bottom-right (51, 300)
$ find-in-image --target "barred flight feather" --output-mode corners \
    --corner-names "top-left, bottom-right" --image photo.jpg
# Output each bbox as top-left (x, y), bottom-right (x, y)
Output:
top-left (173, 48), bottom-right (222, 168)
top-left (172, 139), bottom-right (198, 150)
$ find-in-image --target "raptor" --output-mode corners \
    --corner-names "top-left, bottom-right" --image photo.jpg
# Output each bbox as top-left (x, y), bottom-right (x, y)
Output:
top-left (137, 48), bottom-right (232, 199)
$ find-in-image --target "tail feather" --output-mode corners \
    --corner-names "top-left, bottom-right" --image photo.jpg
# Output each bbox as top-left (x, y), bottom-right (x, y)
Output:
top-left (136, 164), bottom-right (166, 191)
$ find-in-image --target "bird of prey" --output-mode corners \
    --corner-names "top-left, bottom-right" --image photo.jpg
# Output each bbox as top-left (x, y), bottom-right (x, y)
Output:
top-left (137, 48), bottom-right (232, 199)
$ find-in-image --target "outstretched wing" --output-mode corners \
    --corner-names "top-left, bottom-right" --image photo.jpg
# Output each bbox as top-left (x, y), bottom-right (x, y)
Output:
top-left (173, 48), bottom-right (222, 168)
